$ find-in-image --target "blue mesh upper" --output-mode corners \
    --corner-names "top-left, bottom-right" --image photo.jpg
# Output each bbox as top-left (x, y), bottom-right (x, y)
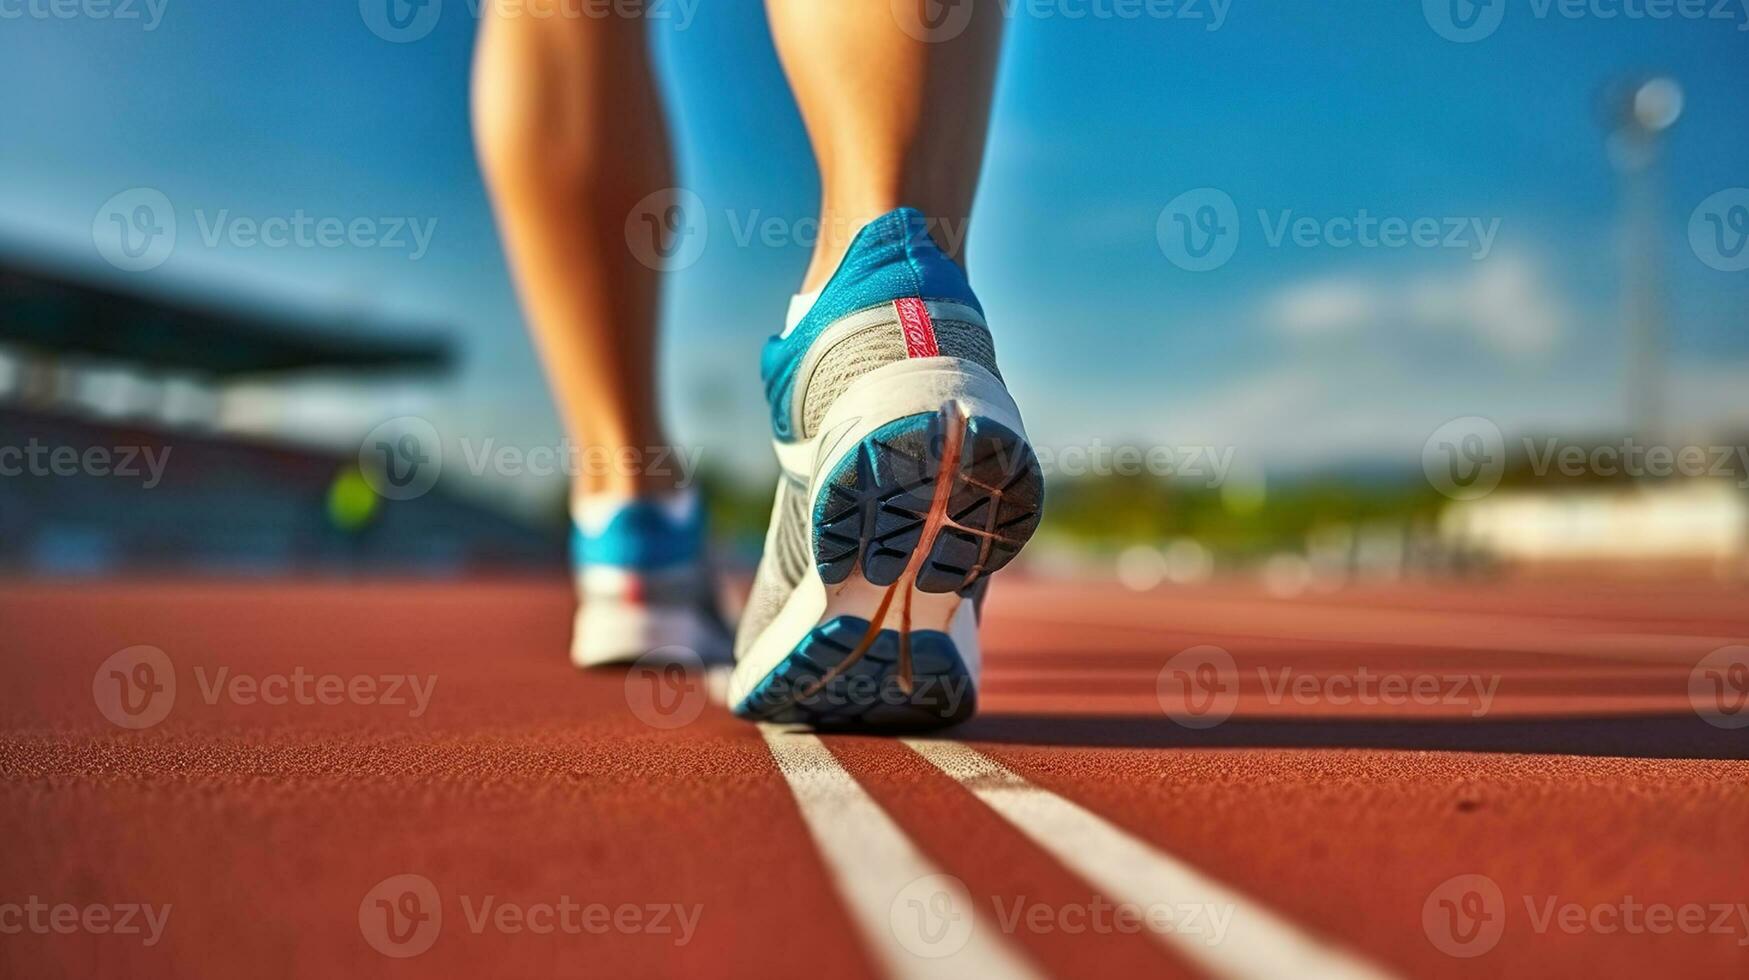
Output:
top-left (571, 499), bottom-right (705, 571)
top-left (760, 207), bottom-right (981, 441)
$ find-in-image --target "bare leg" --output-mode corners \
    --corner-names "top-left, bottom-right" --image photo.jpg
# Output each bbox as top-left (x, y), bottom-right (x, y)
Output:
top-left (764, 0), bottom-right (1006, 292)
top-left (472, 2), bottom-right (674, 498)
top-left (731, 3), bottom-right (1032, 726)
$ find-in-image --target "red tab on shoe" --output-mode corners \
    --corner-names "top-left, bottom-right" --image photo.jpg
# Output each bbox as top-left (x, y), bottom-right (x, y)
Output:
top-left (894, 298), bottom-right (939, 358)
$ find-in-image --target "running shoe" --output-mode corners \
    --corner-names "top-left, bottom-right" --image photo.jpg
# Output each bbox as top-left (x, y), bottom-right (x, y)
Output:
top-left (729, 207), bottom-right (1044, 729)
top-left (570, 491), bottom-right (733, 667)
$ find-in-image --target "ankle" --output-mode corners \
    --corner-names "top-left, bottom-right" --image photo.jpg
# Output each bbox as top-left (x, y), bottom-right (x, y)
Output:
top-left (571, 487), bottom-right (699, 527)
top-left (564, 430), bottom-right (694, 498)
top-left (801, 210), bottom-right (874, 294)
top-left (800, 202), bottom-right (968, 293)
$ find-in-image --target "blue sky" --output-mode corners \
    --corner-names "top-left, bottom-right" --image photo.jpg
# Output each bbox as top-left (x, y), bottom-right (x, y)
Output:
top-left (2, 0), bottom-right (1746, 490)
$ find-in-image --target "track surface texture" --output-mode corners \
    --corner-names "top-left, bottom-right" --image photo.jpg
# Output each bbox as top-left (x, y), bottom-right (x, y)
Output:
top-left (3, 575), bottom-right (1747, 978)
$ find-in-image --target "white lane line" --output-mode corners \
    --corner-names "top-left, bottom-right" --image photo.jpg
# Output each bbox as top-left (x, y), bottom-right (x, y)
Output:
top-left (757, 725), bottom-right (1044, 980)
top-left (903, 739), bottom-right (1400, 980)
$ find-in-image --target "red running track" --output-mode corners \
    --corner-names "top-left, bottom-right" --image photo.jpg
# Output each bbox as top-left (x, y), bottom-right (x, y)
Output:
top-left (1, 576), bottom-right (1747, 978)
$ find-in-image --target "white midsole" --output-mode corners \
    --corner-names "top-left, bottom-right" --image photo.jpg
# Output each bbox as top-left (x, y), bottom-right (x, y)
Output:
top-left (772, 357), bottom-right (1025, 480)
top-left (730, 358), bottom-right (1027, 709)
top-left (572, 603), bottom-right (724, 668)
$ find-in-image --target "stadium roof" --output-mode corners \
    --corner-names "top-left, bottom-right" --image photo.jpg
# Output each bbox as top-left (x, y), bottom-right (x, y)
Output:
top-left (0, 260), bottom-right (454, 377)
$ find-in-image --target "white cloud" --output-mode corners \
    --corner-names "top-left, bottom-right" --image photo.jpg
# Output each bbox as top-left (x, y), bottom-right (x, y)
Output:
top-left (1266, 254), bottom-right (1568, 359)
top-left (1268, 278), bottom-right (1380, 338)
top-left (1073, 358), bottom-right (1749, 476)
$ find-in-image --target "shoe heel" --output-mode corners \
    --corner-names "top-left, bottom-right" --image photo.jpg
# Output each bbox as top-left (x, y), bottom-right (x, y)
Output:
top-left (732, 616), bottom-right (978, 728)
top-left (812, 400), bottom-right (1044, 594)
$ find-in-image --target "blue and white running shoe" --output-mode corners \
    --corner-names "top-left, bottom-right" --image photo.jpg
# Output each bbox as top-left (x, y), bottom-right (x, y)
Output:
top-left (570, 491), bottom-right (732, 667)
top-left (729, 207), bottom-right (1044, 729)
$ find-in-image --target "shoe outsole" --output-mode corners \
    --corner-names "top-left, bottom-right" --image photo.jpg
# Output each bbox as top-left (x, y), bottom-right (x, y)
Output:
top-left (732, 404), bottom-right (1040, 730)
top-left (813, 412), bottom-right (1043, 594)
top-left (733, 616), bottom-right (976, 728)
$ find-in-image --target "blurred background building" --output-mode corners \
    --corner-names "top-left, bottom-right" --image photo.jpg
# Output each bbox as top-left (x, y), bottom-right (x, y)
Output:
top-left (0, 260), bottom-right (556, 574)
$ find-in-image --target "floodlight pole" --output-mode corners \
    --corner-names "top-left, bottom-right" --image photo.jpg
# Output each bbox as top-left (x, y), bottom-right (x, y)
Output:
top-left (1607, 78), bottom-right (1681, 447)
